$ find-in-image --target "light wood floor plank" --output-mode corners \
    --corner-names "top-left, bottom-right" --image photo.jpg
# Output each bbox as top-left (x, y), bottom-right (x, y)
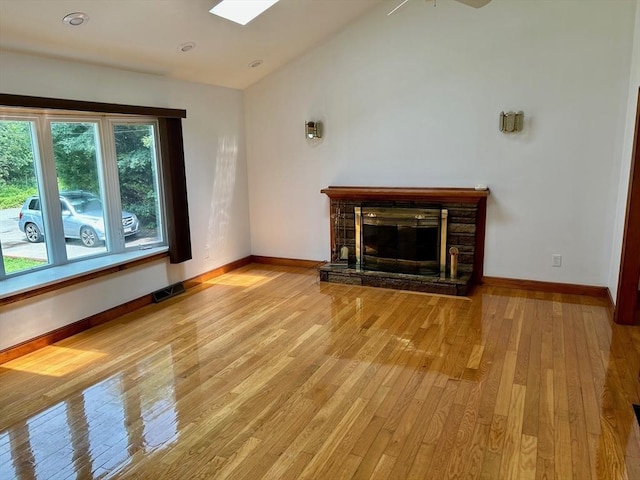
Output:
top-left (1, 264), bottom-right (639, 480)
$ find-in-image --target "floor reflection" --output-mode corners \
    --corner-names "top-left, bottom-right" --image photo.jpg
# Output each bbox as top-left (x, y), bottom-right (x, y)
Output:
top-left (325, 285), bottom-right (480, 383)
top-left (0, 344), bottom-right (180, 479)
top-left (594, 309), bottom-right (640, 478)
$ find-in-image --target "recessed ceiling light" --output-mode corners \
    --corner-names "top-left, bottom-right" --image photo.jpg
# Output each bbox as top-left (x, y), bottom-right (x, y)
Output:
top-left (209, 0), bottom-right (279, 26)
top-left (178, 42), bottom-right (196, 53)
top-left (62, 12), bottom-right (89, 27)
top-left (248, 59), bottom-right (263, 68)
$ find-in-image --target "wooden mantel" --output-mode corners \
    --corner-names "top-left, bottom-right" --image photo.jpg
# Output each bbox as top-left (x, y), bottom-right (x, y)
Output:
top-left (320, 186), bottom-right (490, 203)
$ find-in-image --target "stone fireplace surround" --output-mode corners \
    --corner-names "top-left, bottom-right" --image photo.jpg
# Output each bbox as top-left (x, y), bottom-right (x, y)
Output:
top-left (319, 186), bottom-right (489, 296)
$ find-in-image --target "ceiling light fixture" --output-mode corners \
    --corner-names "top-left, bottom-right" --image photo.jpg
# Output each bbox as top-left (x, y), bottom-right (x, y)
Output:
top-left (178, 42), bottom-right (196, 53)
top-left (209, 0), bottom-right (280, 26)
top-left (62, 12), bottom-right (89, 26)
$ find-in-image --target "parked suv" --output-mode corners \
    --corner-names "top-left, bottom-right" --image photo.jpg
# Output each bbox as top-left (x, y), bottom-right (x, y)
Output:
top-left (18, 191), bottom-right (140, 247)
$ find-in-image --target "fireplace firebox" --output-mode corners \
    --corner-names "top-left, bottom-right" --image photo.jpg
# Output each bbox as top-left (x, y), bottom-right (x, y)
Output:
top-left (355, 206), bottom-right (447, 275)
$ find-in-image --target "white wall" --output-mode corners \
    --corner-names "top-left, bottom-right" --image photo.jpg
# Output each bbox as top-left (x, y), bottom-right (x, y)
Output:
top-left (245, 0), bottom-right (636, 286)
top-left (0, 51), bottom-right (251, 350)
top-left (609, 0), bottom-right (640, 300)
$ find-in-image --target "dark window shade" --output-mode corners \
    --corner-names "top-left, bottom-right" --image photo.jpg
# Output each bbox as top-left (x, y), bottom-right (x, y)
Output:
top-left (158, 117), bottom-right (192, 263)
top-left (1, 93), bottom-right (192, 264)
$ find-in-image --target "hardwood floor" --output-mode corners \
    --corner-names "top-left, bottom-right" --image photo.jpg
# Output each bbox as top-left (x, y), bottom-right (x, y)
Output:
top-left (1, 264), bottom-right (639, 479)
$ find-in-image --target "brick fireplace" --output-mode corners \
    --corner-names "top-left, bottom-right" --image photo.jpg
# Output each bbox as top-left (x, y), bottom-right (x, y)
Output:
top-left (319, 186), bottom-right (489, 296)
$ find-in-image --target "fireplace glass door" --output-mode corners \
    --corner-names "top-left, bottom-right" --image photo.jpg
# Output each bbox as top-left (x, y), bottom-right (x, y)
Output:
top-left (359, 207), bottom-right (442, 275)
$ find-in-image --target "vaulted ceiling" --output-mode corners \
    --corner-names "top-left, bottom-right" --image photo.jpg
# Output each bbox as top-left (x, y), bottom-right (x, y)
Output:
top-left (0, 0), bottom-right (383, 89)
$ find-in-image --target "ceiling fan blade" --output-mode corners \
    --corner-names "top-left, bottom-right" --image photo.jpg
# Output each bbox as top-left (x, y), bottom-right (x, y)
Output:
top-left (388, 0), bottom-right (490, 16)
top-left (453, 0), bottom-right (491, 7)
top-left (388, 0), bottom-right (411, 16)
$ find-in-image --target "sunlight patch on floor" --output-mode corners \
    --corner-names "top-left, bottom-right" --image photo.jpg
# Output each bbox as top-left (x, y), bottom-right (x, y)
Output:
top-left (207, 273), bottom-right (270, 287)
top-left (3, 346), bottom-right (107, 377)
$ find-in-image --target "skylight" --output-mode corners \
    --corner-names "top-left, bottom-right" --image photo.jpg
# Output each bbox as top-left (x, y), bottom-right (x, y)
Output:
top-left (209, 0), bottom-right (280, 26)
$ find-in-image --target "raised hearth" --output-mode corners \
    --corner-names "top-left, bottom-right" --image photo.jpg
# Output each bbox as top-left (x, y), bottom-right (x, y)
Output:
top-left (320, 186), bottom-right (489, 296)
top-left (320, 267), bottom-right (473, 296)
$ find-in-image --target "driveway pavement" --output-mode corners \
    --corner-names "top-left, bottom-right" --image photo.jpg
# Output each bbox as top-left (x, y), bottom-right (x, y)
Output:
top-left (1, 208), bottom-right (22, 245)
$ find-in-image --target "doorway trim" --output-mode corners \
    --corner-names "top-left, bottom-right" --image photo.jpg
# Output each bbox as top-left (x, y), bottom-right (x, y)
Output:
top-left (615, 87), bottom-right (640, 325)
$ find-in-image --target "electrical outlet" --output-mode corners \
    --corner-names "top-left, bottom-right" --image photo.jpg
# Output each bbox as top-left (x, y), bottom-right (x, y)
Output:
top-left (204, 246), bottom-right (210, 259)
top-left (552, 254), bottom-right (562, 267)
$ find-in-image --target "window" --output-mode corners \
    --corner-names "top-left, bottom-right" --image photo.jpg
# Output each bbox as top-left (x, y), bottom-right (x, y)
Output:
top-left (0, 108), bottom-right (172, 292)
top-left (113, 122), bottom-right (164, 246)
top-left (0, 118), bottom-right (50, 276)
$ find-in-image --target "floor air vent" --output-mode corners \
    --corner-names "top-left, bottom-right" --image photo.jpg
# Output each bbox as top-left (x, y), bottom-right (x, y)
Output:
top-left (152, 282), bottom-right (185, 303)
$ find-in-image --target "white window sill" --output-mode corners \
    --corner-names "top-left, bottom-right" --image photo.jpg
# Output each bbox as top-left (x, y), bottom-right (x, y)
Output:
top-left (1, 246), bottom-right (168, 301)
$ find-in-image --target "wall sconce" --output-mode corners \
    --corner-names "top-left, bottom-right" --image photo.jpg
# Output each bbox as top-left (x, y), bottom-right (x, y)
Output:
top-left (499, 111), bottom-right (524, 133)
top-left (305, 121), bottom-right (322, 139)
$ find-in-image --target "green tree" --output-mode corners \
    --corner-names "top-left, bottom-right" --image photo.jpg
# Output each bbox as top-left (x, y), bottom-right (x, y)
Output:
top-left (51, 122), bottom-right (99, 193)
top-left (0, 121), bottom-right (36, 187)
top-left (114, 124), bottom-right (158, 228)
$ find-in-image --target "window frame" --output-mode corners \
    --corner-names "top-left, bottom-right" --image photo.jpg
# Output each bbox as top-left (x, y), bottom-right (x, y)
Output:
top-left (42, 116), bottom-right (107, 265)
top-left (107, 118), bottom-right (168, 252)
top-left (0, 94), bottom-right (190, 301)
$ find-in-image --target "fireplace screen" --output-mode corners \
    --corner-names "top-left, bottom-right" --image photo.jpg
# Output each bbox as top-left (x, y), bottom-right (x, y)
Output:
top-left (356, 206), bottom-right (446, 275)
